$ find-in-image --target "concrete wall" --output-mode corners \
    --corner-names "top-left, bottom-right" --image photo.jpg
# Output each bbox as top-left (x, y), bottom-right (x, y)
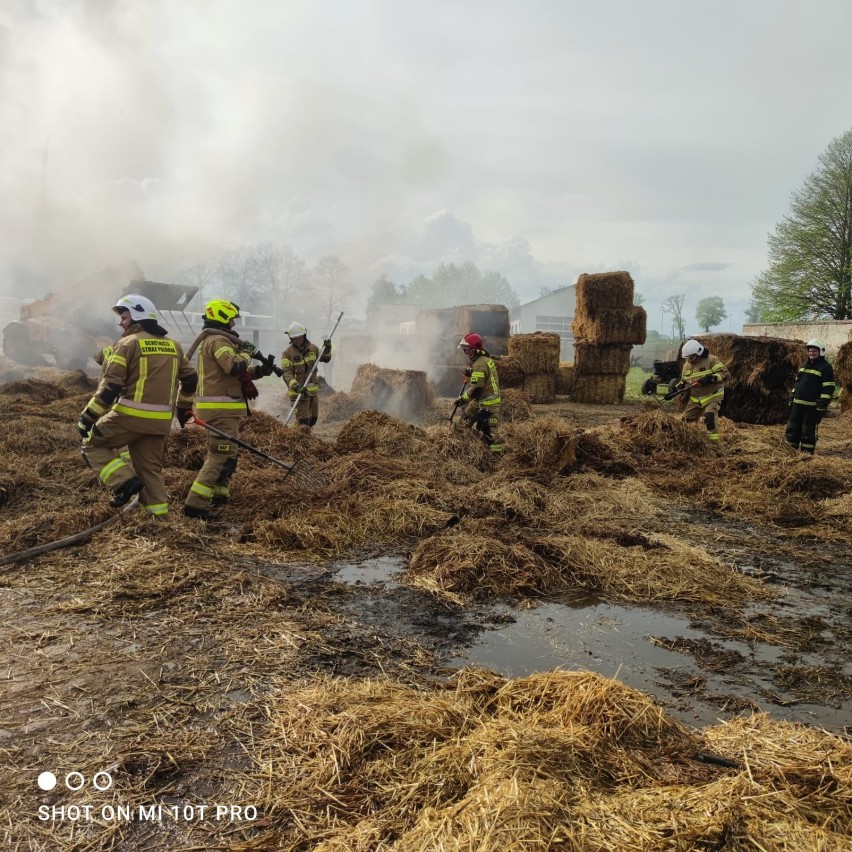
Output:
top-left (742, 321), bottom-right (852, 356)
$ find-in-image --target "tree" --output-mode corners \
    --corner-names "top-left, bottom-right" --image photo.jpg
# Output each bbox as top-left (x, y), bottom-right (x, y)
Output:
top-left (312, 255), bottom-right (355, 330)
top-left (751, 127), bottom-right (852, 321)
top-left (662, 294), bottom-right (686, 340)
top-left (634, 291), bottom-right (645, 306)
top-left (217, 248), bottom-right (269, 313)
top-left (694, 296), bottom-right (727, 332)
top-left (399, 262), bottom-right (520, 309)
top-left (366, 275), bottom-right (400, 320)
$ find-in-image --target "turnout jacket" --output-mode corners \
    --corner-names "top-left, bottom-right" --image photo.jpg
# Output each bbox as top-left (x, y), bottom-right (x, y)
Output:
top-left (791, 356), bottom-right (835, 409)
top-left (192, 328), bottom-right (259, 418)
top-left (681, 353), bottom-right (728, 406)
top-left (85, 326), bottom-right (196, 434)
top-left (461, 353), bottom-right (501, 407)
top-left (281, 340), bottom-right (331, 396)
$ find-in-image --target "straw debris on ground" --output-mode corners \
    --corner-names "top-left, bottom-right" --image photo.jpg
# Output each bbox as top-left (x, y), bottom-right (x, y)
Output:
top-left (1, 367), bottom-right (850, 850)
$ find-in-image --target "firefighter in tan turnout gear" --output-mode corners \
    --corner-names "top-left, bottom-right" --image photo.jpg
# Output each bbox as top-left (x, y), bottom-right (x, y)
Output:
top-left (281, 322), bottom-right (332, 428)
top-left (675, 338), bottom-right (729, 444)
top-left (181, 299), bottom-right (275, 520)
top-left (79, 295), bottom-right (197, 516)
top-left (457, 332), bottom-right (502, 455)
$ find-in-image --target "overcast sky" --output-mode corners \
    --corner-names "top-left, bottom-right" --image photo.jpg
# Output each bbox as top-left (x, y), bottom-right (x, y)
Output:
top-left (2, 0), bottom-right (851, 332)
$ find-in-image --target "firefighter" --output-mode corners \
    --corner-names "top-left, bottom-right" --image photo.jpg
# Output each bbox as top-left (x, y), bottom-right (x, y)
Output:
top-left (78, 295), bottom-right (197, 516)
top-left (785, 339), bottom-right (835, 454)
top-left (456, 332), bottom-right (502, 455)
top-left (676, 339), bottom-right (729, 444)
top-left (181, 299), bottom-right (275, 519)
top-left (281, 322), bottom-right (332, 428)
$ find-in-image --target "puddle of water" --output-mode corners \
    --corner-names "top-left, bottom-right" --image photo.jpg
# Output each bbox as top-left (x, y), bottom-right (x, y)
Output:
top-left (448, 599), bottom-right (849, 729)
top-left (332, 555), bottom-right (404, 585)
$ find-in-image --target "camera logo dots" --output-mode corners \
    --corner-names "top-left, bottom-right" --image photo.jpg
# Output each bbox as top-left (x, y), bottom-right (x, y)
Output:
top-left (37, 770), bottom-right (113, 791)
top-left (37, 772), bottom-right (57, 791)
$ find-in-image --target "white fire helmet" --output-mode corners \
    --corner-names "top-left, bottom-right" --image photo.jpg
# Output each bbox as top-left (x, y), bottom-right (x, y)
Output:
top-left (681, 339), bottom-right (705, 358)
top-left (805, 339), bottom-right (826, 355)
top-left (113, 294), bottom-right (157, 322)
top-left (287, 321), bottom-right (307, 338)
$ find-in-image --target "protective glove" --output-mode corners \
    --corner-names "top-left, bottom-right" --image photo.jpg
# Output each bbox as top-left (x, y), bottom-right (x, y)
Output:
top-left (675, 380), bottom-right (687, 391)
top-left (463, 367), bottom-right (472, 379)
top-left (322, 338), bottom-right (332, 352)
top-left (293, 384), bottom-right (307, 395)
top-left (699, 374), bottom-right (716, 386)
top-left (238, 340), bottom-right (258, 357)
top-left (176, 407), bottom-right (193, 428)
top-left (238, 371), bottom-right (259, 400)
top-left (254, 360), bottom-right (274, 378)
top-left (77, 408), bottom-right (98, 438)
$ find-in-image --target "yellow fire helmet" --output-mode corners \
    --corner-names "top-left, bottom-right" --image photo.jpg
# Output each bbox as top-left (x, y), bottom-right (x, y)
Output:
top-left (205, 299), bottom-right (240, 324)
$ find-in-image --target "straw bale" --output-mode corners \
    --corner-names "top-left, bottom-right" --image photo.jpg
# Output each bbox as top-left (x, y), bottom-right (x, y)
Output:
top-left (486, 334), bottom-right (509, 357)
top-left (573, 343), bottom-right (633, 376)
top-left (693, 333), bottom-right (803, 425)
top-left (572, 306), bottom-right (647, 346)
top-left (555, 362), bottom-right (574, 395)
top-left (499, 388), bottom-right (533, 422)
top-left (521, 371), bottom-right (556, 403)
top-left (430, 334), bottom-right (470, 364)
top-left (415, 306), bottom-right (458, 337)
top-left (459, 304), bottom-right (511, 340)
top-left (575, 270), bottom-right (635, 311)
top-left (834, 340), bottom-right (852, 390)
top-left (507, 332), bottom-right (561, 374)
top-left (571, 374), bottom-right (627, 404)
top-left (493, 355), bottom-right (524, 389)
top-left (349, 363), bottom-right (434, 419)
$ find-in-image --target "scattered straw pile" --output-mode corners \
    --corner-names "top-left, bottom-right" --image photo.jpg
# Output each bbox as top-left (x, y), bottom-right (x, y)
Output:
top-left (242, 669), bottom-right (851, 850)
top-left (694, 334), bottom-right (803, 425)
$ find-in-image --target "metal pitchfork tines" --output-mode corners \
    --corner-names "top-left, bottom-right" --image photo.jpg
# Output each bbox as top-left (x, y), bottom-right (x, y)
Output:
top-left (190, 416), bottom-right (329, 490)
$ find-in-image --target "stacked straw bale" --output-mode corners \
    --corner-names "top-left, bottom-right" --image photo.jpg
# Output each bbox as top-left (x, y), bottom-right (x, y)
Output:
top-left (505, 332), bottom-right (561, 403)
top-left (694, 334), bottom-right (803, 425)
top-left (571, 271), bottom-right (646, 404)
top-left (555, 361), bottom-right (575, 395)
top-left (834, 340), bottom-right (852, 411)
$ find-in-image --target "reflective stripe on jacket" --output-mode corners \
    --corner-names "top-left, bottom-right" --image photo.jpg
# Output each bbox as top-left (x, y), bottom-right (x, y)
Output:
top-left (281, 340), bottom-right (331, 394)
top-left (681, 353), bottom-right (728, 406)
top-left (461, 353), bottom-right (501, 406)
top-left (792, 356), bottom-right (835, 408)
top-left (194, 332), bottom-right (254, 417)
top-left (88, 331), bottom-right (196, 434)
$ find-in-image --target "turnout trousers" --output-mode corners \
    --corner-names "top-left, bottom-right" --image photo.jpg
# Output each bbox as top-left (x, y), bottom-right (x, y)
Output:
top-left (785, 404), bottom-right (820, 454)
top-left (82, 415), bottom-right (169, 515)
top-left (184, 413), bottom-right (241, 510)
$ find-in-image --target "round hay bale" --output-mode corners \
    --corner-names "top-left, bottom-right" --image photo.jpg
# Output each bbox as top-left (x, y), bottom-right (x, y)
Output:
top-left (349, 363), bottom-right (434, 419)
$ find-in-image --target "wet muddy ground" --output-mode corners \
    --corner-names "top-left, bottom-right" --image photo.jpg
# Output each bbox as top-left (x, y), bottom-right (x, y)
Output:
top-left (2, 392), bottom-right (850, 849)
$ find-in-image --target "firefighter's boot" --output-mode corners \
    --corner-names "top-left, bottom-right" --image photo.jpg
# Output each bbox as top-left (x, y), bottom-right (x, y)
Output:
top-left (109, 476), bottom-right (143, 508)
